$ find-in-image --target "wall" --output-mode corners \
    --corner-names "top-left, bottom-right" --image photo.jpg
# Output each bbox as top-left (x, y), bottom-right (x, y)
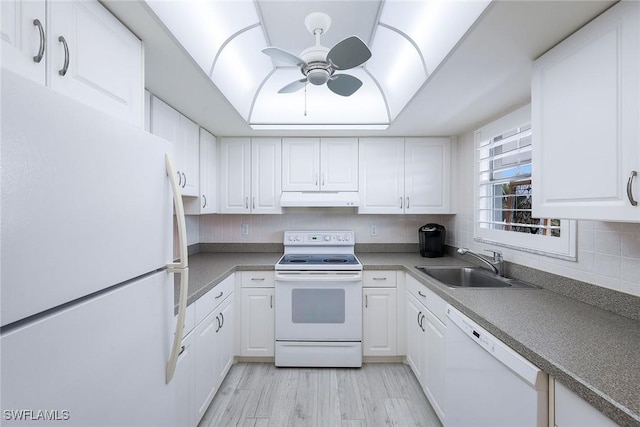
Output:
top-left (443, 130), bottom-right (640, 297)
top-left (197, 213), bottom-right (446, 245)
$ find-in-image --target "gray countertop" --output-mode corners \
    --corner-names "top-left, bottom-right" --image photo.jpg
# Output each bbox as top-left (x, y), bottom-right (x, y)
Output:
top-left (180, 251), bottom-right (640, 427)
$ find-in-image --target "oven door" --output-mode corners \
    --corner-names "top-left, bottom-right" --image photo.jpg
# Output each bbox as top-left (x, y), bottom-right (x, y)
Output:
top-left (275, 271), bottom-right (362, 341)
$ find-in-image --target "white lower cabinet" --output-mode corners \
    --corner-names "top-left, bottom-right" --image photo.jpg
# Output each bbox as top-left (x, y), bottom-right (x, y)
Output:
top-left (405, 275), bottom-right (447, 423)
top-left (175, 275), bottom-right (234, 426)
top-left (240, 271), bottom-right (275, 358)
top-left (362, 270), bottom-right (398, 357)
top-left (552, 378), bottom-right (618, 427)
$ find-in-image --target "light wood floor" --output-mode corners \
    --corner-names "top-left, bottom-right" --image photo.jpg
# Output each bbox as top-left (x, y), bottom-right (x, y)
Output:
top-left (198, 362), bottom-right (443, 427)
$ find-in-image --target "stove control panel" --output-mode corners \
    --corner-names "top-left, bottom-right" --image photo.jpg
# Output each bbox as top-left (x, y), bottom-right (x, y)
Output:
top-left (284, 231), bottom-right (354, 245)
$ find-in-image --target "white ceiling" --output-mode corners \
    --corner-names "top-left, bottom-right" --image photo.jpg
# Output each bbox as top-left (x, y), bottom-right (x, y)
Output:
top-left (101, 0), bottom-right (615, 138)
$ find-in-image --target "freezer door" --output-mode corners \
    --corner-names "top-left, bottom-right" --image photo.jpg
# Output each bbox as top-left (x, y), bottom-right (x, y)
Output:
top-left (1, 271), bottom-right (181, 426)
top-left (1, 71), bottom-right (173, 326)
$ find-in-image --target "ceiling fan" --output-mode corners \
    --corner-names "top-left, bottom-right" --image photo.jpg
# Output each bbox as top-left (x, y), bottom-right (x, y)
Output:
top-left (262, 12), bottom-right (372, 97)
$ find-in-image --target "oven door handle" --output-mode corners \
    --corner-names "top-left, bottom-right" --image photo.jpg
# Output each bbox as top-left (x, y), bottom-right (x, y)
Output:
top-left (275, 272), bottom-right (362, 282)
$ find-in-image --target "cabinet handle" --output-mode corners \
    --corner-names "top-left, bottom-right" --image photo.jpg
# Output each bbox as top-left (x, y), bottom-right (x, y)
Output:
top-left (177, 171), bottom-right (182, 187)
top-left (215, 291), bottom-right (223, 299)
top-left (219, 312), bottom-right (224, 328)
top-left (252, 196), bottom-right (256, 210)
top-left (322, 173), bottom-right (325, 187)
top-left (627, 171), bottom-right (638, 207)
top-left (372, 277), bottom-right (387, 281)
top-left (58, 36), bottom-right (69, 76)
top-left (365, 294), bottom-right (368, 308)
top-left (315, 173), bottom-right (319, 187)
top-left (181, 172), bottom-right (186, 188)
top-left (215, 315), bottom-right (221, 333)
top-left (417, 311), bottom-right (422, 327)
top-left (202, 194), bottom-right (207, 208)
top-left (270, 295), bottom-right (273, 309)
top-left (251, 277), bottom-right (265, 281)
top-left (33, 19), bottom-right (45, 63)
top-left (418, 291), bottom-right (426, 298)
top-left (420, 314), bottom-right (426, 332)
top-left (400, 197), bottom-right (403, 209)
top-left (406, 197), bottom-right (410, 209)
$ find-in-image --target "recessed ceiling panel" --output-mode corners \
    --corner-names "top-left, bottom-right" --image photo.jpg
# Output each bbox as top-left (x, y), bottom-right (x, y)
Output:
top-left (212, 26), bottom-right (273, 120)
top-left (252, 68), bottom-right (388, 125)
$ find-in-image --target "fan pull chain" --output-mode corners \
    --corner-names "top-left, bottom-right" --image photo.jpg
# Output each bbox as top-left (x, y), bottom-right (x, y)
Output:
top-left (304, 81), bottom-right (308, 116)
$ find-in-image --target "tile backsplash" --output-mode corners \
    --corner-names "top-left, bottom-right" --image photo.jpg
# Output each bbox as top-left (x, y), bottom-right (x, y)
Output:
top-left (198, 213), bottom-right (445, 245)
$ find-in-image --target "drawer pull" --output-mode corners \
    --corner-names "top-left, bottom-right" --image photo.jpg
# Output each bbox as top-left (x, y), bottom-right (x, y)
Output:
top-left (58, 36), bottom-right (69, 76)
top-left (251, 277), bottom-right (266, 281)
top-left (627, 171), bottom-right (638, 206)
top-left (215, 291), bottom-right (224, 299)
top-left (372, 277), bottom-right (387, 281)
top-left (33, 19), bottom-right (45, 63)
top-left (418, 291), bottom-right (426, 298)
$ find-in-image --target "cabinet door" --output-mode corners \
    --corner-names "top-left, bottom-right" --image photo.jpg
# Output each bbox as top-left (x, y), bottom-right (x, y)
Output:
top-left (48, 1), bottom-right (143, 126)
top-left (554, 380), bottom-right (617, 427)
top-left (174, 332), bottom-right (195, 427)
top-left (214, 295), bottom-right (234, 392)
top-left (422, 308), bottom-right (446, 422)
top-left (282, 138), bottom-right (320, 191)
top-left (320, 138), bottom-right (359, 191)
top-left (405, 293), bottom-right (426, 380)
top-left (363, 288), bottom-right (397, 356)
top-left (194, 310), bottom-right (219, 421)
top-left (1, 0), bottom-right (46, 84)
top-left (532, 1), bottom-right (640, 221)
top-left (150, 96), bottom-right (180, 144)
top-left (220, 138), bottom-right (251, 213)
top-left (185, 128), bottom-right (217, 214)
top-left (240, 288), bottom-right (274, 357)
top-left (404, 138), bottom-right (451, 214)
top-left (359, 138), bottom-right (405, 214)
top-left (252, 138), bottom-right (282, 214)
top-left (177, 115), bottom-right (199, 197)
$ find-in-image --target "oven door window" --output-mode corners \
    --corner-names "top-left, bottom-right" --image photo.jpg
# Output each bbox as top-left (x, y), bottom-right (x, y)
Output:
top-left (292, 289), bottom-right (345, 324)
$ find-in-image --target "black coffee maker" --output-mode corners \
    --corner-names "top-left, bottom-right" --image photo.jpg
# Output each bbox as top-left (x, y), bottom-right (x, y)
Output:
top-left (419, 224), bottom-right (446, 257)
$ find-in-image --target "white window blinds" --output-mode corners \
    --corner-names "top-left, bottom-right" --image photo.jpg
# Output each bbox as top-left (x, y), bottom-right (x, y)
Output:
top-left (477, 123), bottom-right (561, 237)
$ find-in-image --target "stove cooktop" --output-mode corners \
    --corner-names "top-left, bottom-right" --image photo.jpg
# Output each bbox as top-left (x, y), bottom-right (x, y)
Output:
top-left (278, 254), bottom-right (360, 265)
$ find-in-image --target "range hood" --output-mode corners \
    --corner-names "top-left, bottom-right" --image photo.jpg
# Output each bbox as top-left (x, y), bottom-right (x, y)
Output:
top-left (280, 192), bottom-right (360, 208)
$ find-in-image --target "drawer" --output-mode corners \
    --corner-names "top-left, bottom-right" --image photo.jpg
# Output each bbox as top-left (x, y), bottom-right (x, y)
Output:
top-left (406, 274), bottom-right (447, 325)
top-left (241, 270), bottom-right (274, 287)
top-left (194, 274), bottom-right (234, 325)
top-left (363, 270), bottom-right (397, 287)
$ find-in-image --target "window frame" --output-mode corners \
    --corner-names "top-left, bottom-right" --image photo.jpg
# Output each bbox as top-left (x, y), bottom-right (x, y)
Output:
top-left (473, 104), bottom-right (577, 260)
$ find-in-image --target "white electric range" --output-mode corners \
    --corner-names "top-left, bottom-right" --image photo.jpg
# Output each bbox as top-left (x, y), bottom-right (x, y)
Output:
top-left (274, 231), bottom-right (363, 367)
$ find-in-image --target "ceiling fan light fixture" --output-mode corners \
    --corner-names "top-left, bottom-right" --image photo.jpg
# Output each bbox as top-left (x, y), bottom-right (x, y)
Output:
top-left (307, 68), bottom-right (330, 85)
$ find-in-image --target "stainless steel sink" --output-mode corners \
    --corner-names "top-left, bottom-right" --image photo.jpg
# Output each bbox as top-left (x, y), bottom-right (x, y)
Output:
top-left (414, 266), bottom-right (537, 289)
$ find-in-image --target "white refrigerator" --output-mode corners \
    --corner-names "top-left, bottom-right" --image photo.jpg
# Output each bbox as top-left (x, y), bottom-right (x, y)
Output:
top-left (1, 71), bottom-right (190, 426)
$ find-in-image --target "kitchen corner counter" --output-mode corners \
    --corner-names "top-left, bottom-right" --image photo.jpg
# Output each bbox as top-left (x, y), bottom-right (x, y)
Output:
top-left (183, 251), bottom-right (640, 427)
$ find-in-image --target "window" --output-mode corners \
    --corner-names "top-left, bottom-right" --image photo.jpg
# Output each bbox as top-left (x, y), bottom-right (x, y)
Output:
top-left (474, 104), bottom-right (576, 259)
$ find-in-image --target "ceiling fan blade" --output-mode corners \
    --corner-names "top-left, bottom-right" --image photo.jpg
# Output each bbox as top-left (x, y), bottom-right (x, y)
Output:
top-left (262, 47), bottom-right (306, 67)
top-left (327, 36), bottom-right (372, 70)
top-left (327, 74), bottom-right (362, 97)
top-left (278, 79), bottom-right (307, 94)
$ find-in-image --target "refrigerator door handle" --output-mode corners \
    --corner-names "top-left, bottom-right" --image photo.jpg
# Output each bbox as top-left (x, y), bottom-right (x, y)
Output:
top-left (165, 154), bottom-right (188, 270)
top-left (166, 267), bottom-right (188, 383)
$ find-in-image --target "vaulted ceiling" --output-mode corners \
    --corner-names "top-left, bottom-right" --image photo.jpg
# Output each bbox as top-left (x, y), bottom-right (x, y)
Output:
top-left (101, 0), bottom-right (615, 137)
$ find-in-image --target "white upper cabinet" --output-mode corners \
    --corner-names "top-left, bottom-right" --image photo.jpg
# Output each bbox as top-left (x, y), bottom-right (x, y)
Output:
top-left (359, 138), bottom-right (452, 214)
top-left (220, 137), bottom-right (282, 214)
top-left (150, 96), bottom-right (199, 197)
top-left (532, 1), bottom-right (640, 222)
top-left (282, 138), bottom-right (358, 192)
top-left (1, 0), bottom-right (47, 84)
top-left (2, 0), bottom-right (143, 126)
top-left (185, 128), bottom-right (217, 214)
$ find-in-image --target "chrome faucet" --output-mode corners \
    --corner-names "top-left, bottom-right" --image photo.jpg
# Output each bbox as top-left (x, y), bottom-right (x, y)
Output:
top-left (457, 248), bottom-right (504, 277)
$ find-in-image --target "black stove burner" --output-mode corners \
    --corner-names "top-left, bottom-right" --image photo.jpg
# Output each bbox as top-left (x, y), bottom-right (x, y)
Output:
top-left (279, 254), bottom-right (358, 265)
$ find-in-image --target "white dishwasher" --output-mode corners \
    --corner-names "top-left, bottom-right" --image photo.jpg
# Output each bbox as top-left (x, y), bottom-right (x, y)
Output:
top-left (444, 305), bottom-right (548, 427)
